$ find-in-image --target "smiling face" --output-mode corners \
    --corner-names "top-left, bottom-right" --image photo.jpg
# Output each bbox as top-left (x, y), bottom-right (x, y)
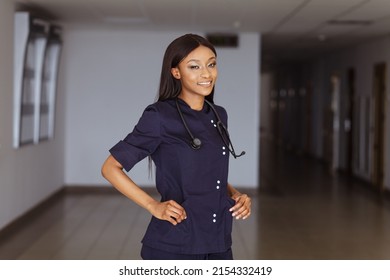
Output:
top-left (171, 45), bottom-right (218, 104)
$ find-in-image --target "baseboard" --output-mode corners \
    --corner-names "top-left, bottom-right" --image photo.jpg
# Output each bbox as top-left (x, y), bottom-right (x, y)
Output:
top-left (64, 185), bottom-right (258, 196)
top-left (0, 187), bottom-right (66, 240)
top-left (64, 185), bottom-right (159, 196)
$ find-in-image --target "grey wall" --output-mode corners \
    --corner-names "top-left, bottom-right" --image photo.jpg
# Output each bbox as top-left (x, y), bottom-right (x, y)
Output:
top-left (0, 0), bottom-right (65, 230)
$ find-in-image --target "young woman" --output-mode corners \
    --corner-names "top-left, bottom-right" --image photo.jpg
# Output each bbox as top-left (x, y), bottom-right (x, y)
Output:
top-left (101, 34), bottom-right (251, 260)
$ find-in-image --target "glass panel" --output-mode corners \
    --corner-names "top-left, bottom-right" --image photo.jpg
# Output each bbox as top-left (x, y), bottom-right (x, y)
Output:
top-left (20, 39), bottom-right (35, 145)
top-left (39, 45), bottom-right (51, 140)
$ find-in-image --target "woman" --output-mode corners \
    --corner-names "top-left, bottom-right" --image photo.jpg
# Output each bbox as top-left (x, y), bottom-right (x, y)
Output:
top-left (101, 34), bottom-right (251, 260)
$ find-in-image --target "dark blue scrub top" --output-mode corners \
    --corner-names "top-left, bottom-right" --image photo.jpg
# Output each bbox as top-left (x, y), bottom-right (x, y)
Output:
top-left (109, 98), bottom-right (234, 254)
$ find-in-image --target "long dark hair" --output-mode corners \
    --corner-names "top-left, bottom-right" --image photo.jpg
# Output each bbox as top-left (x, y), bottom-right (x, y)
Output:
top-left (158, 34), bottom-right (217, 103)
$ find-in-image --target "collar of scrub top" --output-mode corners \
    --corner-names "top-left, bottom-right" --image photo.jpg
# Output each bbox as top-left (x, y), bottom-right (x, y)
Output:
top-left (175, 98), bottom-right (245, 159)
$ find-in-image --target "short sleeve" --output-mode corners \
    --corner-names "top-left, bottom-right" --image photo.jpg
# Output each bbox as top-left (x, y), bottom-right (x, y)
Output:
top-left (109, 105), bottom-right (161, 172)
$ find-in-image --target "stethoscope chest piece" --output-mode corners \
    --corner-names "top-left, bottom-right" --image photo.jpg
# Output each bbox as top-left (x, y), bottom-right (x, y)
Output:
top-left (190, 138), bottom-right (202, 149)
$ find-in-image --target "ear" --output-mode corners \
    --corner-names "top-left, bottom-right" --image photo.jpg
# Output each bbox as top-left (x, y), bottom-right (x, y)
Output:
top-left (171, 67), bottom-right (181, 79)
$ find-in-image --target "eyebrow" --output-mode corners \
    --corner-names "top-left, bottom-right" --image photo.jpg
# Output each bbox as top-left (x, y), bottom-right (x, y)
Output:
top-left (186, 57), bottom-right (216, 64)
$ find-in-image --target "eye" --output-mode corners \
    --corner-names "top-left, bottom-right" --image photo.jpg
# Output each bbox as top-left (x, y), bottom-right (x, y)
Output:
top-left (189, 65), bottom-right (200, 70)
top-left (208, 62), bottom-right (217, 68)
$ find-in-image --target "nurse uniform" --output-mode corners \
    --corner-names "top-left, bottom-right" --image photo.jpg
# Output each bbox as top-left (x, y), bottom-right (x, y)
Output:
top-left (109, 98), bottom-right (234, 258)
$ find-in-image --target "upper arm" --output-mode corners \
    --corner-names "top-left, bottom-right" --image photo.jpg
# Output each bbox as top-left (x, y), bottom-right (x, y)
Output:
top-left (108, 105), bottom-right (162, 172)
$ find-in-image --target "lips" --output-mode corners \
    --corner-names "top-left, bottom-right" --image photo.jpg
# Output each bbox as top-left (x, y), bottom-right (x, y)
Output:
top-left (197, 81), bottom-right (212, 86)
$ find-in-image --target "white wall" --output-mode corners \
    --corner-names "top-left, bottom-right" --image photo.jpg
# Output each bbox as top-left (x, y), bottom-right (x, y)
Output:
top-left (0, 0), bottom-right (65, 230)
top-left (63, 28), bottom-right (260, 188)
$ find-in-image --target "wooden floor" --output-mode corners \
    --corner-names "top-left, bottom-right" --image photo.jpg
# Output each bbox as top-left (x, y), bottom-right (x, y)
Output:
top-left (2, 138), bottom-right (390, 259)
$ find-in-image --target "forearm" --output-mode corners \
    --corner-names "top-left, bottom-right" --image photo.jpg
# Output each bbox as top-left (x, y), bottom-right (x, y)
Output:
top-left (101, 156), bottom-right (157, 213)
top-left (227, 183), bottom-right (241, 198)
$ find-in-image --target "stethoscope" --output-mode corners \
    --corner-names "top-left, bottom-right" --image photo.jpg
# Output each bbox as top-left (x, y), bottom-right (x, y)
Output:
top-left (175, 98), bottom-right (245, 159)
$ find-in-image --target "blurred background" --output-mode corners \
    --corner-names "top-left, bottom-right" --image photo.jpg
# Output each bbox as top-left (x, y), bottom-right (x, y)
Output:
top-left (1, 0), bottom-right (390, 259)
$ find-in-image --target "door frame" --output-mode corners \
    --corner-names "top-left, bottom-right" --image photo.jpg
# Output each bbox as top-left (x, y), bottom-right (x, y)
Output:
top-left (372, 63), bottom-right (386, 190)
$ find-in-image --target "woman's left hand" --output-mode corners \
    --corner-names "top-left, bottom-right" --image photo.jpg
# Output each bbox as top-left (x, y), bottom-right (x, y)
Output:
top-left (230, 193), bottom-right (251, 220)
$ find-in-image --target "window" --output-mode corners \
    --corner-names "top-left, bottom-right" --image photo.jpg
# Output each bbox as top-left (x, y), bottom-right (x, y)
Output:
top-left (13, 12), bottom-right (62, 148)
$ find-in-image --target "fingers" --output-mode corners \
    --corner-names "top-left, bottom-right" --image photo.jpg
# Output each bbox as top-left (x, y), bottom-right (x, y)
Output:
top-left (229, 194), bottom-right (251, 220)
top-left (152, 200), bottom-right (187, 226)
top-left (165, 200), bottom-right (187, 225)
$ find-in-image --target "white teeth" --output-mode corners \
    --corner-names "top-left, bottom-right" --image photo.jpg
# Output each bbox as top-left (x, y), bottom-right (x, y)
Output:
top-left (198, 81), bottom-right (212, 85)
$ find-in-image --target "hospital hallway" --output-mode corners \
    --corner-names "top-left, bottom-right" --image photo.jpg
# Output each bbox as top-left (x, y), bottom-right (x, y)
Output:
top-left (1, 135), bottom-right (390, 260)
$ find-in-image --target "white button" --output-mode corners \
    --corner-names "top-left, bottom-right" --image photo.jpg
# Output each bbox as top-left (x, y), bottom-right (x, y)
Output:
top-left (216, 186), bottom-right (220, 189)
top-left (222, 152), bottom-right (226, 155)
top-left (213, 219), bottom-right (216, 223)
top-left (222, 146), bottom-right (226, 150)
top-left (213, 214), bottom-right (217, 217)
top-left (217, 180), bottom-right (220, 184)
top-left (211, 120), bottom-right (214, 123)
top-left (214, 124), bottom-right (217, 127)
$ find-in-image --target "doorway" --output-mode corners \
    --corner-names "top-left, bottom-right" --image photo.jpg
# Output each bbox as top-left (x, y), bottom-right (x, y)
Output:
top-left (372, 63), bottom-right (386, 190)
top-left (345, 68), bottom-right (355, 175)
top-left (323, 74), bottom-right (340, 172)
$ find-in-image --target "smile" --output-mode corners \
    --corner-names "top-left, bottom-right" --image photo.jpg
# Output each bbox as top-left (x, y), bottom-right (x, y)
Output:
top-left (197, 81), bottom-right (212, 85)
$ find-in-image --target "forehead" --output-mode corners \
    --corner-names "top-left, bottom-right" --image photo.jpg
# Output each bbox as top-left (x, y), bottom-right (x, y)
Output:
top-left (183, 45), bottom-right (216, 62)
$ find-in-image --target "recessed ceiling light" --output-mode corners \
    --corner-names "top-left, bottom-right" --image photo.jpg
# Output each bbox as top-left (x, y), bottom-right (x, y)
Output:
top-left (317, 34), bottom-right (327, 41)
top-left (233, 20), bottom-right (241, 29)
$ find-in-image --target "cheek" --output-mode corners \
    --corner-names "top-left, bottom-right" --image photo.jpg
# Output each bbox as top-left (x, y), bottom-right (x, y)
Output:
top-left (213, 69), bottom-right (218, 79)
top-left (183, 72), bottom-right (198, 82)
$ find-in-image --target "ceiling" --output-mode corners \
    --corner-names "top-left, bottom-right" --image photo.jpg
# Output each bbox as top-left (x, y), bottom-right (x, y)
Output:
top-left (15, 0), bottom-right (390, 61)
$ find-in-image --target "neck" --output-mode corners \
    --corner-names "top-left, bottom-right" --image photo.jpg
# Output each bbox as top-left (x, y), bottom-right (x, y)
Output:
top-left (178, 94), bottom-right (205, 111)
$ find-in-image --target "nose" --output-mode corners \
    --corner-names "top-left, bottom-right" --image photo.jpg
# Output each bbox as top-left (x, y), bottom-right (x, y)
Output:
top-left (200, 66), bottom-right (211, 78)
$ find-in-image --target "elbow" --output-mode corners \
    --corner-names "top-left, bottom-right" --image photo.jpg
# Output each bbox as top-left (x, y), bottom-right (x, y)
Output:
top-left (101, 164), bottom-right (107, 179)
top-left (101, 162), bottom-right (109, 180)
top-left (101, 155), bottom-right (123, 181)
top-left (101, 157), bottom-right (114, 180)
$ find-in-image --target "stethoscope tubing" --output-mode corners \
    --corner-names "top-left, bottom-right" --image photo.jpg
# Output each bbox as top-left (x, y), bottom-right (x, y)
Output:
top-left (175, 98), bottom-right (245, 158)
